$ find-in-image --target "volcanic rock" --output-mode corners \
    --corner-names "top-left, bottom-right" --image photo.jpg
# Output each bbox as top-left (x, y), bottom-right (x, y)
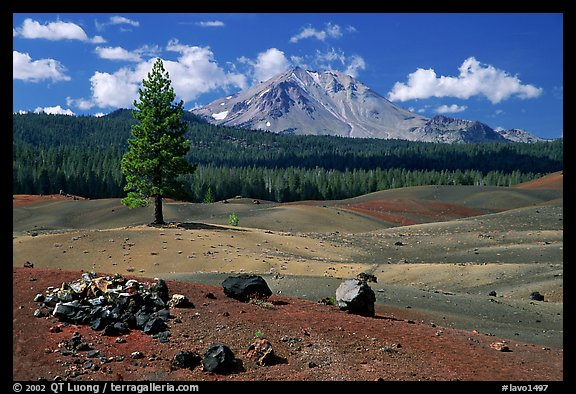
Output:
top-left (222, 274), bottom-right (272, 302)
top-left (203, 344), bottom-right (235, 374)
top-left (335, 279), bottom-right (376, 317)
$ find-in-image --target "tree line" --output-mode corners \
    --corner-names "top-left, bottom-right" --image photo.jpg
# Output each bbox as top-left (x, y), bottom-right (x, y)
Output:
top-left (12, 110), bottom-right (563, 202)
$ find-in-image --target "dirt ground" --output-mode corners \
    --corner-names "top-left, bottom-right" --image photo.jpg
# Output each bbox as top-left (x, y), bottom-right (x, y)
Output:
top-left (13, 267), bottom-right (563, 382)
top-left (12, 172), bottom-right (564, 382)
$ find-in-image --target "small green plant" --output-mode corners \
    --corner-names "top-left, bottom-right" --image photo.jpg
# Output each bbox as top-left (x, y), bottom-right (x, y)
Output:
top-left (228, 212), bottom-right (239, 226)
top-left (255, 329), bottom-right (265, 339)
top-left (203, 186), bottom-right (214, 203)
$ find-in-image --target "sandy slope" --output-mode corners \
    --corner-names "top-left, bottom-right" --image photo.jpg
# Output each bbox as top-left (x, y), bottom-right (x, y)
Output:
top-left (13, 172), bottom-right (564, 353)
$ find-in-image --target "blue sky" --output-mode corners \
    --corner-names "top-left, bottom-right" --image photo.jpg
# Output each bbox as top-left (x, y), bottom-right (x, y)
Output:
top-left (13, 13), bottom-right (563, 139)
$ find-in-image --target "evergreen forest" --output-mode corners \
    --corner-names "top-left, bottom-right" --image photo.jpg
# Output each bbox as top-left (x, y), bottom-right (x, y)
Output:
top-left (13, 110), bottom-right (564, 203)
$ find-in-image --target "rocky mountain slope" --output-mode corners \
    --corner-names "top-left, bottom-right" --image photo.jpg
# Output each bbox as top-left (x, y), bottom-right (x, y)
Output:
top-left (193, 67), bottom-right (545, 144)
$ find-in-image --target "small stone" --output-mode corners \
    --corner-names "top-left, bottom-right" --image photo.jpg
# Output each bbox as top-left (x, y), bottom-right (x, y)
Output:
top-left (131, 351), bottom-right (144, 359)
top-left (530, 291), bottom-right (544, 301)
top-left (490, 342), bottom-right (511, 352)
top-left (168, 294), bottom-right (194, 308)
top-left (246, 338), bottom-right (275, 366)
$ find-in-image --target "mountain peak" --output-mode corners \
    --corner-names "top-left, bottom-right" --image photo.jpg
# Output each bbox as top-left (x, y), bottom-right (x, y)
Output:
top-left (192, 69), bottom-right (538, 143)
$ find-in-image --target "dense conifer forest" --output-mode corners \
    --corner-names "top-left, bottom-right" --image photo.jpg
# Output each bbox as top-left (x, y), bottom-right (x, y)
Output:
top-left (13, 110), bottom-right (563, 202)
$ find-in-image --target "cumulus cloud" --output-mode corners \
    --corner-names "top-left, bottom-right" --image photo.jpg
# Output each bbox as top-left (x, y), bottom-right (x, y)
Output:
top-left (196, 20), bottom-right (225, 27)
top-left (14, 18), bottom-right (105, 43)
top-left (94, 45), bottom-right (160, 62)
top-left (165, 40), bottom-right (248, 100)
top-left (34, 105), bottom-right (75, 115)
top-left (290, 23), bottom-right (345, 43)
top-left (435, 104), bottom-right (468, 114)
top-left (95, 46), bottom-right (142, 62)
top-left (388, 57), bottom-right (543, 104)
top-left (70, 40), bottom-right (247, 110)
top-left (238, 48), bottom-right (291, 84)
top-left (251, 48), bottom-right (291, 83)
top-left (86, 64), bottom-right (150, 109)
top-left (13, 51), bottom-right (71, 82)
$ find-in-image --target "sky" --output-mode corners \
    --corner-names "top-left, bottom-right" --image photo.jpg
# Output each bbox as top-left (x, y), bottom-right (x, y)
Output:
top-left (12, 13), bottom-right (564, 139)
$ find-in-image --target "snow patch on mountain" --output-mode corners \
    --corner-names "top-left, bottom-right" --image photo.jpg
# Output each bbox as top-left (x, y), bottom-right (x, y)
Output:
top-left (193, 67), bottom-right (544, 144)
top-left (212, 111), bottom-right (229, 120)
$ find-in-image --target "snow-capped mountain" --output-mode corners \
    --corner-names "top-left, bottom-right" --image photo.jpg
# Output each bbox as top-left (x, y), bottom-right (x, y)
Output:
top-left (192, 67), bottom-right (543, 144)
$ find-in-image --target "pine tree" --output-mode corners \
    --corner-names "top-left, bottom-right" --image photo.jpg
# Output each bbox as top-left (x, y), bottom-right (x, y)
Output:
top-left (121, 58), bottom-right (195, 224)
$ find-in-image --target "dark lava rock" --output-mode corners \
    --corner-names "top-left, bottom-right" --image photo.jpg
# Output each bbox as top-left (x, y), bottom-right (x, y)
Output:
top-left (143, 317), bottom-right (167, 335)
top-left (172, 351), bottom-right (201, 369)
top-left (530, 291), bottom-right (545, 301)
top-left (203, 344), bottom-right (235, 374)
top-left (222, 274), bottom-right (272, 302)
top-left (356, 272), bottom-right (378, 283)
top-left (34, 272), bottom-right (172, 336)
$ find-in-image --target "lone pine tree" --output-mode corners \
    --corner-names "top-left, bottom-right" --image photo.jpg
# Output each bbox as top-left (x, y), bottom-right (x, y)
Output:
top-left (121, 58), bottom-right (195, 224)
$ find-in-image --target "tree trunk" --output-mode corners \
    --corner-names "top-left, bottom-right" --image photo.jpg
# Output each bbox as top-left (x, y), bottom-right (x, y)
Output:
top-left (154, 195), bottom-right (164, 224)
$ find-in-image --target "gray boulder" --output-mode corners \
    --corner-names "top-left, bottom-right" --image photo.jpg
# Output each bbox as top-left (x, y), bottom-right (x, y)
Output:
top-left (335, 279), bottom-right (376, 317)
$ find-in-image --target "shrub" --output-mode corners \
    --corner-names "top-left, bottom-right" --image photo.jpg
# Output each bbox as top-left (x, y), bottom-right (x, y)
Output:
top-left (228, 212), bottom-right (239, 226)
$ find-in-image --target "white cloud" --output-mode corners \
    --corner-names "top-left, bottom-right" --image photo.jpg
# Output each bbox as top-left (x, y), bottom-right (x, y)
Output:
top-left (165, 40), bottom-right (248, 100)
top-left (13, 51), bottom-right (70, 82)
top-left (14, 18), bottom-right (105, 43)
top-left (252, 48), bottom-right (291, 82)
top-left (344, 55), bottom-right (366, 78)
top-left (290, 22), bottom-right (345, 43)
top-left (109, 16), bottom-right (140, 27)
top-left (95, 46), bottom-right (142, 62)
top-left (95, 16), bottom-right (140, 31)
top-left (88, 67), bottom-right (145, 108)
top-left (34, 105), bottom-right (75, 115)
top-left (435, 104), bottom-right (467, 114)
top-left (71, 40), bottom-right (247, 109)
top-left (196, 21), bottom-right (225, 27)
top-left (95, 45), bottom-right (161, 62)
top-left (313, 48), bottom-right (366, 78)
top-left (388, 57), bottom-right (543, 104)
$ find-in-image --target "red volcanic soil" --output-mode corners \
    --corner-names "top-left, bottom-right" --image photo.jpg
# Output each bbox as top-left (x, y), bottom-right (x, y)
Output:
top-left (12, 194), bottom-right (79, 208)
top-left (12, 194), bottom-right (177, 209)
top-left (13, 267), bottom-right (563, 382)
top-left (337, 199), bottom-right (484, 226)
top-left (513, 171), bottom-right (563, 190)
